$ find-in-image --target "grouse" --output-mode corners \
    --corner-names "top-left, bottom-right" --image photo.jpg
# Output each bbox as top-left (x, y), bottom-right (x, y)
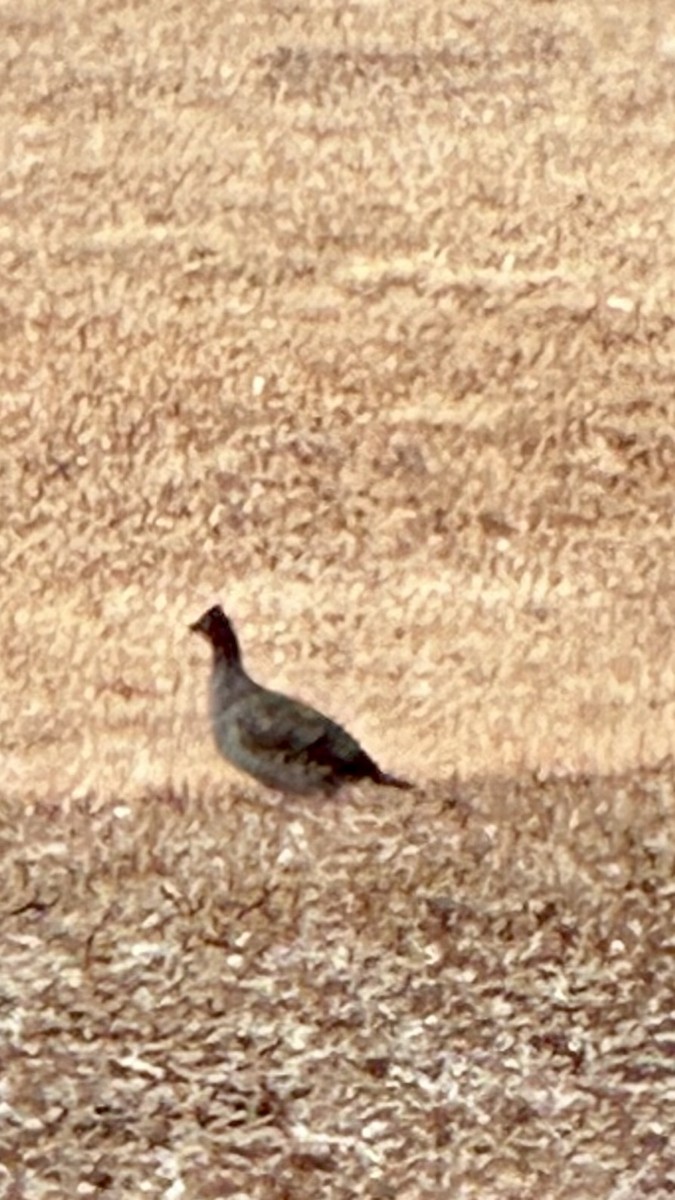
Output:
top-left (189, 605), bottom-right (412, 795)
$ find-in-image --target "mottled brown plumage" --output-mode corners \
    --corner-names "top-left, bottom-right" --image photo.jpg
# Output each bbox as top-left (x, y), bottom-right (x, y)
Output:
top-left (190, 605), bottom-right (412, 795)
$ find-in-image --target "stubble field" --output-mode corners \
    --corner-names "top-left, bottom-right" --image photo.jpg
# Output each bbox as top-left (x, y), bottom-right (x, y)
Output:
top-left (2, 1), bottom-right (675, 1196)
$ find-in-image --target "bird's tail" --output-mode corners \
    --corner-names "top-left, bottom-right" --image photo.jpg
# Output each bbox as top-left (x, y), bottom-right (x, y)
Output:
top-left (374, 769), bottom-right (414, 791)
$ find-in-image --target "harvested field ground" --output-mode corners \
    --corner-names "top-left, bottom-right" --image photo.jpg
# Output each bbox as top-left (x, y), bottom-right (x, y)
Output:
top-left (2, 0), bottom-right (675, 1196)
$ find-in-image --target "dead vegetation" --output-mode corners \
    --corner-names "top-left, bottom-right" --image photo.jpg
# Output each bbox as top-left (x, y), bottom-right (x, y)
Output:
top-left (2, 772), bottom-right (674, 1197)
top-left (2, 0), bottom-right (675, 1195)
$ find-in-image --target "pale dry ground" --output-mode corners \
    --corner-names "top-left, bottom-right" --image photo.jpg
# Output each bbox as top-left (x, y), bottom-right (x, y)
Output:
top-left (2, 0), bottom-right (675, 1196)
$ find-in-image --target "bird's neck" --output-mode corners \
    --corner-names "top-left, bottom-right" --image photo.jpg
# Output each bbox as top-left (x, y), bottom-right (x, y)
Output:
top-left (212, 643), bottom-right (242, 669)
top-left (208, 618), bottom-right (242, 664)
top-left (210, 653), bottom-right (253, 711)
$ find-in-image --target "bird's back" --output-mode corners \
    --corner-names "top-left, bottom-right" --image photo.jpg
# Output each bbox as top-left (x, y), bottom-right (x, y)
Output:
top-left (212, 681), bottom-right (383, 794)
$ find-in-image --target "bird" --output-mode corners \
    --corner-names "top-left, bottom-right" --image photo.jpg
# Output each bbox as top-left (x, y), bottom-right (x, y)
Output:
top-left (189, 605), bottom-right (412, 796)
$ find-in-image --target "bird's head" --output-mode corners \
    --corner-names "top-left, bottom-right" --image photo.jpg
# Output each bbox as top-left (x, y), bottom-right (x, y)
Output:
top-left (189, 605), bottom-right (241, 663)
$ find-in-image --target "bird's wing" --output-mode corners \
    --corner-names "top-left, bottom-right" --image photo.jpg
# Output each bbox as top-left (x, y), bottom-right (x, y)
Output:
top-left (235, 690), bottom-right (361, 765)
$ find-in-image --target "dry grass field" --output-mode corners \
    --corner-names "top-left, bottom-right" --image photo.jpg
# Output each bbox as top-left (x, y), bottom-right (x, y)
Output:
top-left (2, 0), bottom-right (675, 1195)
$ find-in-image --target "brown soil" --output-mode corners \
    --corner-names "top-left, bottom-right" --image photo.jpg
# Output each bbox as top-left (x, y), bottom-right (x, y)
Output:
top-left (2, 1), bottom-right (675, 1196)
